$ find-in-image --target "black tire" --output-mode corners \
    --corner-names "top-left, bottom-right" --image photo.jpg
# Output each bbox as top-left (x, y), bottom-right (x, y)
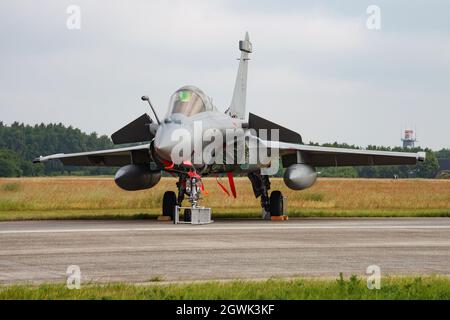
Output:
top-left (162, 191), bottom-right (177, 219)
top-left (184, 209), bottom-right (192, 222)
top-left (269, 191), bottom-right (283, 216)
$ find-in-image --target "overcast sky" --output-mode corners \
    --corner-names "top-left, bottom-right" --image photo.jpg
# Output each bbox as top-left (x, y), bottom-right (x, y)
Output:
top-left (1, 1), bottom-right (449, 149)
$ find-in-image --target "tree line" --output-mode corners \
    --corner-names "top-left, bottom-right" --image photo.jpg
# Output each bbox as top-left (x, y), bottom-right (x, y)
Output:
top-left (0, 121), bottom-right (447, 178)
top-left (0, 122), bottom-right (115, 176)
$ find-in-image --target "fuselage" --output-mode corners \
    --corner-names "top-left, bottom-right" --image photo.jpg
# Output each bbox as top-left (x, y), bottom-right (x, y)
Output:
top-left (152, 85), bottom-right (264, 175)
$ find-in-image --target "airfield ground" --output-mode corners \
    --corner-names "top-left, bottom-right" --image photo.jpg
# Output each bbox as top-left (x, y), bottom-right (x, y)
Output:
top-left (0, 218), bottom-right (449, 283)
top-left (0, 178), bottom-right (449, 299)
top-left (0, 177), bottom-right (449, 220)
top-left (0, 218), bottom-right (449, 299)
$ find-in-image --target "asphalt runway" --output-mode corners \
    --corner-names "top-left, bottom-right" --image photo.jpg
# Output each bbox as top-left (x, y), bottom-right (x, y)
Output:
top-left (0, 218), bottom-right (449, 284)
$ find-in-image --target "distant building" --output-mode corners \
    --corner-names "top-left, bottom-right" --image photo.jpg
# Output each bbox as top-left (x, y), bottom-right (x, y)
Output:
top-left (401, 129), bottom-right (417, 148)
top-left (438, 158), bottom-right (450, 171)
top-left (436, 159), bottom-right (450, 179)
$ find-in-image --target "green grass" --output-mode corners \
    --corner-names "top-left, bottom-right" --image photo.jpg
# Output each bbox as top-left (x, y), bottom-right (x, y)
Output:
top-left (148, 275), bottom-right (165, 283)
top-left (1, 276), bottom-right (449, 300)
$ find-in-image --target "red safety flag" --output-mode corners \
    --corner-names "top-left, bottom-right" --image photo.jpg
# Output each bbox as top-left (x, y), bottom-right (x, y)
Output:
top-left (227, 172), bottom-right (237, 198)
top-left (216, 178), bottom-right (230, 196)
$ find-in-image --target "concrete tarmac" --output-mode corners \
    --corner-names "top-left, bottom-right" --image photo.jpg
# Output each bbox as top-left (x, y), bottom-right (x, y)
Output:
top-left (0, 218), bottom-right (449, 284)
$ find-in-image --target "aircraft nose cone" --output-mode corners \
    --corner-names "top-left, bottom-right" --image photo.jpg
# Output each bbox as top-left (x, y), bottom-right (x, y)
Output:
top-left (154, 122), bottom-right (194, 163)
top-left (154, 136), bottom-right (175, 161)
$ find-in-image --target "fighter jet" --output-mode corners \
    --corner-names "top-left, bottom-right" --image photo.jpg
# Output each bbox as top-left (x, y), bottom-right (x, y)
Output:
top-left (34, 32), bottom-right (425, 219)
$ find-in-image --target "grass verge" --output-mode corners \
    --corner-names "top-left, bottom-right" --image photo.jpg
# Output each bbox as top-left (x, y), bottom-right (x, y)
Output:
top-left (1, 276), bottom-right (449, 300)
top-left (1, 177), bottom-right (449, 220)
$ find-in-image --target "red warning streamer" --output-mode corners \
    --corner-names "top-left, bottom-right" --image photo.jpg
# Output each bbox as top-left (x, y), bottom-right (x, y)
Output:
top-left (216, 178), bottom-right (230, 196)
top-left (227, 172), bottom-right (237, 198)
top-left (163, 160), bottom-right (174, 170)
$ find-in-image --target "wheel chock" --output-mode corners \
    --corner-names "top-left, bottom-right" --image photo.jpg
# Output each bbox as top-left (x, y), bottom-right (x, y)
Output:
top-left (157, 215), bottom-right (172, 221)
top-left (271, 215), bottom-right (289, 221)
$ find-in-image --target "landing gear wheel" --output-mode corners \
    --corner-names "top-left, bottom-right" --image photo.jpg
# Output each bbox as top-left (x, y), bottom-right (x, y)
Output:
top-left (184, 209), bottom-right (192, 222)
top-left (162, 191), bottom-right (177, 219)
top-left (269, 191), bottom-right (283, 216)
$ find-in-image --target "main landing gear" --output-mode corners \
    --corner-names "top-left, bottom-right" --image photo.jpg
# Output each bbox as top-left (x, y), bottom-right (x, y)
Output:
top-left (248, 171), bottom-right (284, 219)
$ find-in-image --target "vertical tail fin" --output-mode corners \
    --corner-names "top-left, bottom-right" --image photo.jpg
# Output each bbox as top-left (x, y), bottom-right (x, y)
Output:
top-left (228, 32), bottom-right (252, 119)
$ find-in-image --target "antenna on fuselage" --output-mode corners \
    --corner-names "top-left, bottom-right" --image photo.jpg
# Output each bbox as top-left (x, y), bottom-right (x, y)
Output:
top-left (228, 32), bottom-right (252, 120)
top-left (141, 95), bottom-right (161, 125)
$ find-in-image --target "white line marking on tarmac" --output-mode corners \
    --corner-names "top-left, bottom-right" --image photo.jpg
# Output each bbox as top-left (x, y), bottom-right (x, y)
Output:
top-left (0, 225), bottom-right (449, 234)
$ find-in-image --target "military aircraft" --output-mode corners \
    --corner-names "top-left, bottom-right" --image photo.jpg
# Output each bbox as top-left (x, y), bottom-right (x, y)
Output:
top-left (34, 32), bottom-right (425, 219)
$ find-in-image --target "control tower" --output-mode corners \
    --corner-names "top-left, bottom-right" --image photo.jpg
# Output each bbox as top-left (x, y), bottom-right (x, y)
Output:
top-left (401, 129), bottom-right (417, 148)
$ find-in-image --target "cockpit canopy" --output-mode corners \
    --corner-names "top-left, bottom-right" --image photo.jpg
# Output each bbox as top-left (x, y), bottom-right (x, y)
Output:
top-left (167, 86), bottom-right (213, 117)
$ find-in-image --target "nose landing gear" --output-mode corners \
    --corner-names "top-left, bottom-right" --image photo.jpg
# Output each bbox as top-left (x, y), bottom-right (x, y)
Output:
top-left (186, 171), bottom-right (202, 208)
top-left (161, 169), bottom-right (207, 222)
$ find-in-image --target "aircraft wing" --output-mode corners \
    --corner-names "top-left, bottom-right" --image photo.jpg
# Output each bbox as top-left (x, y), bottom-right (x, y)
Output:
top-left (247, 113), bottom-right (424, 167)
top-left (264, 140), bottom-right (426, 167)
top-left (33, 144), bottom-right (151, 167)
